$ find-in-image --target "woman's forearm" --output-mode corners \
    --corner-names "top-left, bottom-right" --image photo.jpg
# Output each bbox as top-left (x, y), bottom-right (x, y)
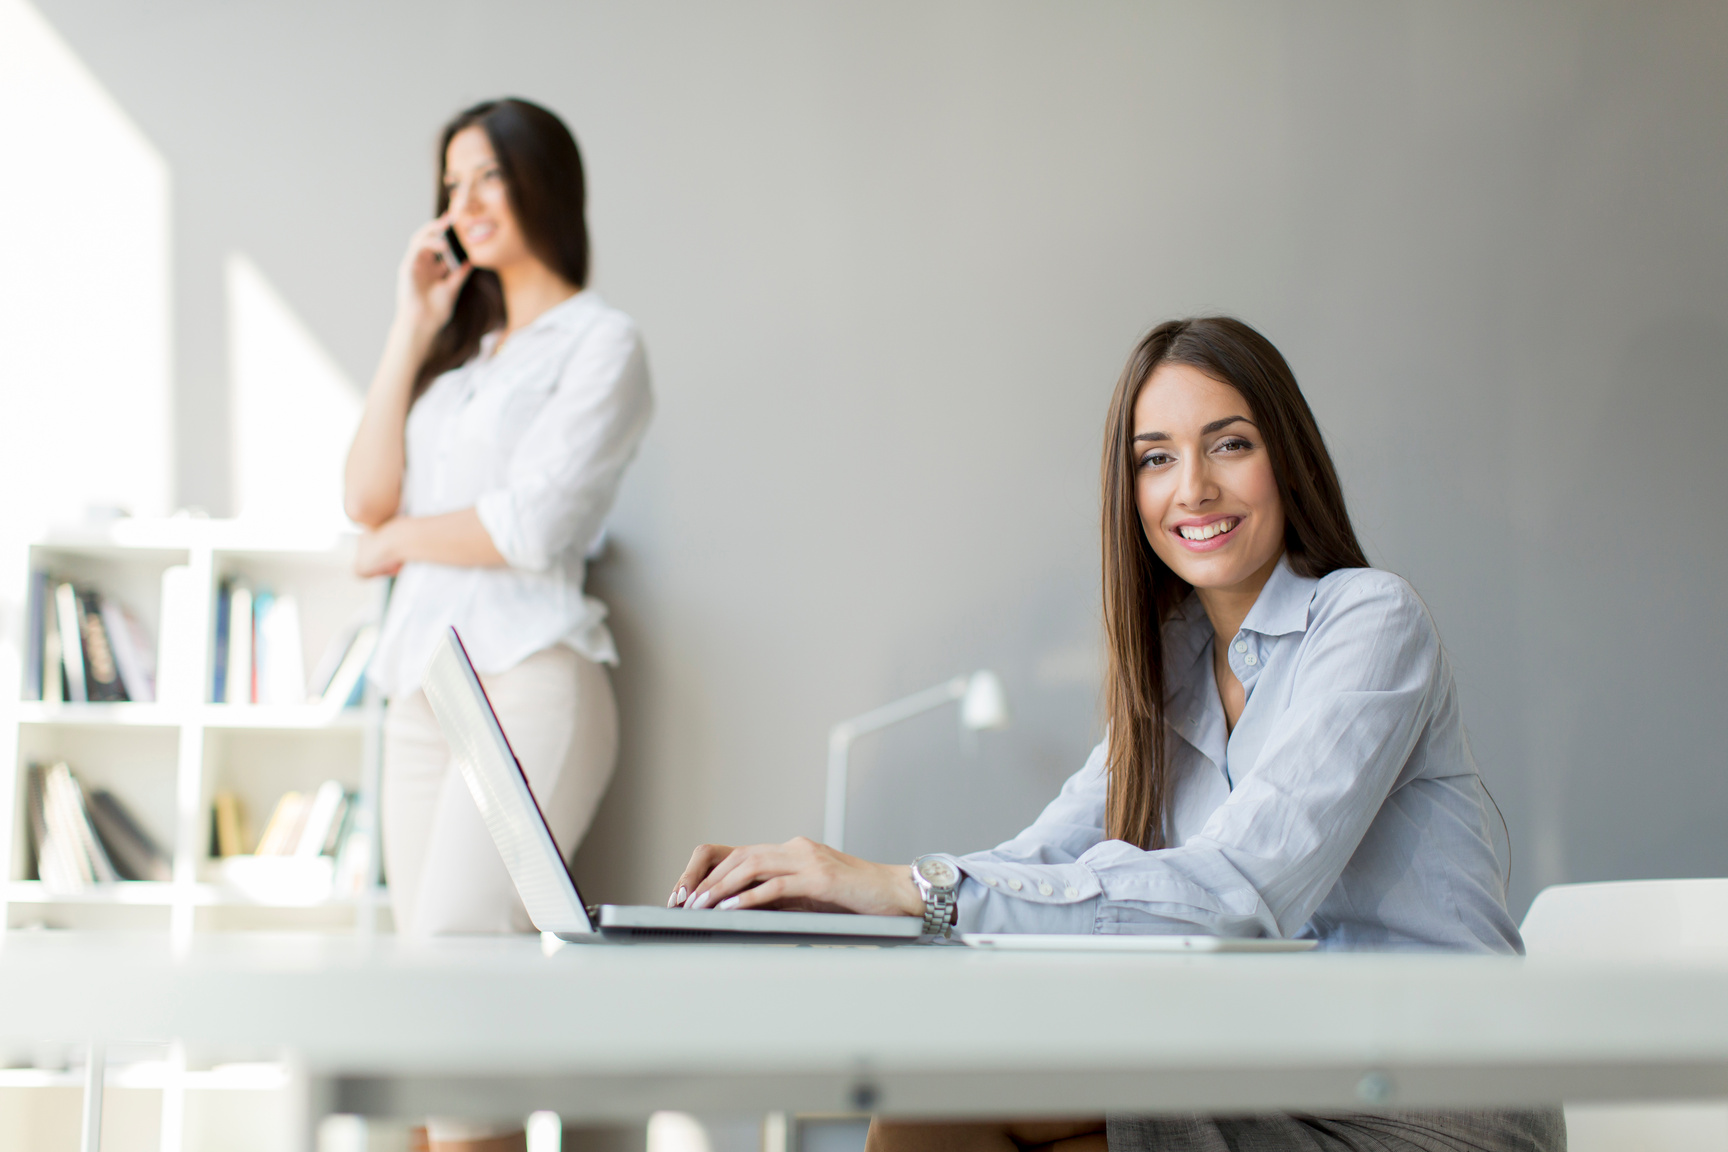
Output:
top-left (344, 319), bottom-right (436, 527)
top-left (355, 508), bottom-right (506, 577)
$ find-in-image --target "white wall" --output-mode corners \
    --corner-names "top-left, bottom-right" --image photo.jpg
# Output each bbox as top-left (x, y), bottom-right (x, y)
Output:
top-left (27, 0), bottom-right (1728, 914)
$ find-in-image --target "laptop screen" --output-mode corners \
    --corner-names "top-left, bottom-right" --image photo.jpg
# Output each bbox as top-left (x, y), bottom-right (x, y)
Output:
top-left (420, 628), bottom-right (596, 935)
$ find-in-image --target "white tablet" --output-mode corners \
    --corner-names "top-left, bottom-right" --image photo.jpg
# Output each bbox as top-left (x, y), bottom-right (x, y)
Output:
top-left (961, 933), bottom-right (1317, 953)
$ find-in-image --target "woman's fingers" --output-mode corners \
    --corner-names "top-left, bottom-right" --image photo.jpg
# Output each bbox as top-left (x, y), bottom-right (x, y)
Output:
top-left (667, 844), bottom-right (734, 907)
top-left (687, 839), bottom-right (828, 909)
top-left (685, 845), bottom-right (760, 909)
top-left (716, 875), bottom-right (792, 911)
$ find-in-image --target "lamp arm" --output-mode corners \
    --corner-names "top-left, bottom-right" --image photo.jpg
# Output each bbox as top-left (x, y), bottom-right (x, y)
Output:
top-left (822, 676), bottom-right (969, 853)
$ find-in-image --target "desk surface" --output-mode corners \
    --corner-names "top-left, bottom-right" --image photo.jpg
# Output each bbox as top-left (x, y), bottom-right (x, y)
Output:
top-left (5, 932), bottom-right (1728, 1120)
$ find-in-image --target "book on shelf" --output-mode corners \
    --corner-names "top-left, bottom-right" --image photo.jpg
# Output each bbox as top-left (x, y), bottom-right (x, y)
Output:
top-left (24, 763), bottom-right (167, 892)
top-left (53, 583), bottom-right (88, 703)
top-left (24, 570), bottom-right (48, 701)
top-left (212, 791), bottom-right (248, 857)
top-left (224, 581), bottom-right (254, 706)
top-left (237, 783), bottom-right (361, 859)
top-left (310, 623), bottom-right (379, 709)
top-left (86, 789), bottom-right (172, 882)
top-left (99, 594), bottom-right (157, 703)
top-left (253, 791), bottom-right (307, 856)
top-left (24, 574), bottom-right (161, 705)
top-left (75, 587), bottom-right (127, 703)
top-left (295, 780), bottom-right (347, 858)
top-left (255, 592), bottom-right (307, 706)
top-left (211, 580), bottom-right (331, 706)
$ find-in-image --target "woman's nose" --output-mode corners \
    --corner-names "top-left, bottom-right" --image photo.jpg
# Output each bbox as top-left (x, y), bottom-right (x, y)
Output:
top-left (1175, 457), bottom-right (1215, 507)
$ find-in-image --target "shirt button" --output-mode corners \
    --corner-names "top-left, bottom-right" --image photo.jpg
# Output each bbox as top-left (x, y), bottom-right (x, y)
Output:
top-left (1038, 881), bottom-right (1054, 896)
top-left (1008, 879), bottom-right (1023, 891)
top-left (1244, 653), bottom-right (1258, 666)
top-left (1234, 640), bottom-right (1247, 653)
top-left (1064, 886), bottom-right (1080, 899)
top-left (986, 877), bottom-right (999, 887)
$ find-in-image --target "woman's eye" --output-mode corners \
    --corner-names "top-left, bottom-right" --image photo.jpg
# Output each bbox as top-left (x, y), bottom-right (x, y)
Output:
top-left (1214, 437), bottom-right (1252, 454)
top-left (1140, 451), bottom-right (1175, 469)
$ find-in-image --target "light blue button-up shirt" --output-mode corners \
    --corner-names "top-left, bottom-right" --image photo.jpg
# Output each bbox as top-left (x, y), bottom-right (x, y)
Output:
top-left (946, 558), bottom-right (1522, 953)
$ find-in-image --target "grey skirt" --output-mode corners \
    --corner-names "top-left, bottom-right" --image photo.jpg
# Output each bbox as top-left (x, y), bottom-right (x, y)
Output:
top-left (1107, 1109), bottom-right (1565, 1152)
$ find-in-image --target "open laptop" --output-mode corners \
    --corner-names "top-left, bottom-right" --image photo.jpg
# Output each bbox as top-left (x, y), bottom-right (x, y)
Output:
top-left (421, 627), bottom-right (924, 945)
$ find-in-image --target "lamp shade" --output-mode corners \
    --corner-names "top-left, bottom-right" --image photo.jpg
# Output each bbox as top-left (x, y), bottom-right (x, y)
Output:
top-left (960, 670), bottom-right (1011, 731)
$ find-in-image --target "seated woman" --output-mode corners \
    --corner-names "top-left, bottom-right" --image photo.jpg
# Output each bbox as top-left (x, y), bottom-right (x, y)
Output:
top-left (668, 317), bottom-right (1563, 1152)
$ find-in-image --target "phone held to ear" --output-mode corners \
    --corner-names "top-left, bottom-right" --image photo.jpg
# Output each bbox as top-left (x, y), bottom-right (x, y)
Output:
top-left (442, 225), bottom-right (468, 270)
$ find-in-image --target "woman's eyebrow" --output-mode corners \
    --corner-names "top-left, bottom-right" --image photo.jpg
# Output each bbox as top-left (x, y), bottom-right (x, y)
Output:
top-left (1132, 415), bottom-right (1254, 443)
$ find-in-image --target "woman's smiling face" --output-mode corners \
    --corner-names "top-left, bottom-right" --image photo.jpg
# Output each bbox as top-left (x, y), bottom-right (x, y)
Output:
top-left (443, 125), bottom-right (532, 271)
top-left (1133, 361), bottom-right (1286, 593)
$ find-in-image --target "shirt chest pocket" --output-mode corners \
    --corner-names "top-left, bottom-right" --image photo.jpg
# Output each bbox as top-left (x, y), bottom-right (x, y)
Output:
top-left (452, 369), bottom-right (560, 471)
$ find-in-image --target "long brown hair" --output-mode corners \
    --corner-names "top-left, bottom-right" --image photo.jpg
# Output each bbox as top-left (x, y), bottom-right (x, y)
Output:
top-left (1100, 317), bottom-right (1369, 849)
top-left (413, 98), bottom-right (591, 399)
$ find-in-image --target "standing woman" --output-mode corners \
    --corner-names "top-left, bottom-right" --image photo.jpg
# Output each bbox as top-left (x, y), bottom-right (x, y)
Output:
top-left (668, 318), bottom-right (1561, 1152)
top-left (346, 98), bottom-right (652, 943)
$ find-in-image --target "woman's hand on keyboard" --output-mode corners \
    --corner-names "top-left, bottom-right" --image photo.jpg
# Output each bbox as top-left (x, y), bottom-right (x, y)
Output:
top-left (668, 838), bottom-right (923, 919)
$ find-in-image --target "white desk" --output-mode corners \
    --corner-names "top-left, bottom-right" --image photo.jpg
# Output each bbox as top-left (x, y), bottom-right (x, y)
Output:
top-left (4, 932), bottom-right (1728, 1148)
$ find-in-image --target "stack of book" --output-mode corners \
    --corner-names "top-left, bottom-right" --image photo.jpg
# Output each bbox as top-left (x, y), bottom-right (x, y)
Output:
top-left (211, 580), bottom-right (377, 708)
top-left (211, 782), bottom-right (373, 899)
top-left (25, 573), bottom-right (157, 704)
top-left (24, 762), bottom-right (172, 892)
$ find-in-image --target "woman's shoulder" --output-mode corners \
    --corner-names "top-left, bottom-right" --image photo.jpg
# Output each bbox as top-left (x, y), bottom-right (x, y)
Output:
top-left (560, 291), bottom-right (642, 347)
top-left (1307, 566), bottom-right (1439, 642)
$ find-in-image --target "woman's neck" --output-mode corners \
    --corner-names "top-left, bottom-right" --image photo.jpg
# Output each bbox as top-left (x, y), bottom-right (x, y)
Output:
top-left (1194, 549), bottom-right (1285, 651)
top-left (496, 258), bottom-right (580, 339)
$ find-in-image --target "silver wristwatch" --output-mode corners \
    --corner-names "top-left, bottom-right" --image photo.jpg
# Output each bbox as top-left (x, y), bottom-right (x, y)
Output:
top-left (911, 854), bottom-right (961, 938)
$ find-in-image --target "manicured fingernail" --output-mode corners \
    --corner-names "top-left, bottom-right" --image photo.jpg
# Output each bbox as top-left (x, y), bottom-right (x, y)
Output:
top-left (718, 895), bottom-right (741, 910)
top-left (667, 893), bottom-right (677, 907)
top-left (676, 886), bottom-right (687, 906)
top-left (690, 891), bottom-right (712, 910)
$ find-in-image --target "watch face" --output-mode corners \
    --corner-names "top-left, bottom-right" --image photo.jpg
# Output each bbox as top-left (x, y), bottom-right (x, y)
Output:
top-left (916, 856), bottom-right (960, 889)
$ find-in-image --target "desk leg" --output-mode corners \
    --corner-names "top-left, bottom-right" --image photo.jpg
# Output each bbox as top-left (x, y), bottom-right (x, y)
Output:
top-left (79, 1042), bottom-right (105, 1152)
top-left (288, 1059), bottom-right (339, 1152)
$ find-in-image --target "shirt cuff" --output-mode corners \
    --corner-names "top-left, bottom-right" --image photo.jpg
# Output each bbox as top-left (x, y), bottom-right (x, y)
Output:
top-left (949, 856), bottom-right (1102, 935)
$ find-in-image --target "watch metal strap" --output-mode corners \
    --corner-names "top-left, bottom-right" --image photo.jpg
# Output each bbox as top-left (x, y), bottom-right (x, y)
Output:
top-left (921, 887), bottom-right (956, 937)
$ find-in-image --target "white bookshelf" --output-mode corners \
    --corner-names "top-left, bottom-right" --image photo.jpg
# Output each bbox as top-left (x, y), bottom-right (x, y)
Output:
top-left (1, 518), bottom-right (391, 938)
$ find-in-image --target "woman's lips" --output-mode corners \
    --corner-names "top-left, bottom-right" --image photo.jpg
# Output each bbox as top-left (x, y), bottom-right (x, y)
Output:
top-left (1170, 515), bottom-right (1242, 552)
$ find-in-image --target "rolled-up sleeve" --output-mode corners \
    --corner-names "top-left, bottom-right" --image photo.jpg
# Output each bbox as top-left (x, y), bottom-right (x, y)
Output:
top-left (475, 315), bottom-right (653, 572)
top-left (949, 575), bottom-right (1442, 938)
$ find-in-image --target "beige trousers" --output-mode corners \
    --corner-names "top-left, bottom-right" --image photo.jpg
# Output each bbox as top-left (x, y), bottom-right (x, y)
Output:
top-left (383, 644), bottom-right (617, 937)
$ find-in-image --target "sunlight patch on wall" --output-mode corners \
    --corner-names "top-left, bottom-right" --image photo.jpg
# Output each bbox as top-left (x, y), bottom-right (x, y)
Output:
top-left (0, 0), bottom-right (172, 541)
top-left (227, 253), bottom-right (361, 529)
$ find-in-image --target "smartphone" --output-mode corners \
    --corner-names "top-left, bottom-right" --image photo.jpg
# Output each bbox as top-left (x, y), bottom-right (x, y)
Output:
top-left (442, 225), bottom-right (468, 270)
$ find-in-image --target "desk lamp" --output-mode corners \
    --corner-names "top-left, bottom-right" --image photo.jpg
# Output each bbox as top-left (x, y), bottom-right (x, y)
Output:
top-left (822, 671), bottom-right (1011, 853)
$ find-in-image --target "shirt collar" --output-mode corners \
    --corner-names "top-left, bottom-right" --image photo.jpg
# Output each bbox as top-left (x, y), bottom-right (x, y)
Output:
top-left (1238, 553), bottom-right (1319, 639)
top-left (478, 288), bottom-right (602, 356)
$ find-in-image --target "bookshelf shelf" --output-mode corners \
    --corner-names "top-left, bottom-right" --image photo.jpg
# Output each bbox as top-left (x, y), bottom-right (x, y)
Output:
top-left (16, 702), bottom-right (184, 728)
top-left (0, 1063), bottom-right (290, 1091)
top-left (3, 519), bottom-right (389, 937)
top-left (6, 879), bottom-right (389, 912)
top-left (201, 704), bottom-right (368, 731)
top-left (7, 880), bottom-right (183, 905)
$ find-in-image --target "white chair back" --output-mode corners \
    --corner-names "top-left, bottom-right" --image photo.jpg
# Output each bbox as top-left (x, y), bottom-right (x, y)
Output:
top-left (1521, 879), bottom-right (1728, 1152)
top-left (1521, 877), bottom-right (1728, 958)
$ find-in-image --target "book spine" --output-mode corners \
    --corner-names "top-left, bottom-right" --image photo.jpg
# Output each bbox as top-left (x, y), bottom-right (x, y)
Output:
top-left (100, 596), bottom-right (156, 704)
top-left (226, 584), bottom-right (254, 707)
top-left (77, 589), bottom-right (127, 703)
top-left (54, 584), bottom-right (87, 703)
top-left (25, 570), bottom-right (48, 701)
top-left (211, 581), bottom-right (231, 704)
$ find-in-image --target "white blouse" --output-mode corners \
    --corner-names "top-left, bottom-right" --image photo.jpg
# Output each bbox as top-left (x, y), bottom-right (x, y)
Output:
top-left (368, 289), bottom-right (653, 700)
